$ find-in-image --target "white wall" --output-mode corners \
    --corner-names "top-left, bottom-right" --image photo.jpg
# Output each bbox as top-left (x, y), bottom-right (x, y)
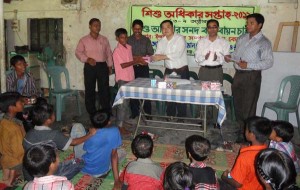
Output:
top-left (257, 52), bottom-right (300, 127)
top-left (2, 0), bottom-right (300, 90)
top-left (1, 1), bottom-right (300, 126)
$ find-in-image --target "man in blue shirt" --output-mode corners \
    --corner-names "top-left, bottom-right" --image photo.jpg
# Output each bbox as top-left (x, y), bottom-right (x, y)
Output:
top-left (225, 13), bottom-right (273, 142)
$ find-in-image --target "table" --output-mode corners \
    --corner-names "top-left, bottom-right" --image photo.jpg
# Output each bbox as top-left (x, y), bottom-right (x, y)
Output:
top-left (113, 78), bottom-right (226, 137)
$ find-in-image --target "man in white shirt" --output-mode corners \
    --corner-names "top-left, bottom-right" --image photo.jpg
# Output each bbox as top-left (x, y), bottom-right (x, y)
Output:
top-left (152, 20), bottom-right (189, 118)
top-left (195, 19), bottom-right (230, 83)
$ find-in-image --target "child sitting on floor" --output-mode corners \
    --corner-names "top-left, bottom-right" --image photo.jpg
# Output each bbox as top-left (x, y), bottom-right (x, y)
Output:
top-left (221, 116), bottom-right (272, 190)
top-left (163, 161), bottom-right (194, 190)
top-left (23, 143), bottom-right (74, 190)
top-left (122, 133), bottom-right (163, 190)
top-left (269, 120), bottom-right (300, 173)
top-left (185, 135), bottom-right (218, 189)
top-left (23, 103), bottom-right (96, 180)
top-left (256, 148), bottom-right (300, 190)
top-left (81, 110), bottom-right (122, 190)
top-left (0, 92), bottom-right (26, 187)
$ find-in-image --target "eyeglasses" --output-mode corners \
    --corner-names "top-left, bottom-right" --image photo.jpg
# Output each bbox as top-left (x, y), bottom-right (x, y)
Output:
top-left (207, 26), bottom-right (218, 29)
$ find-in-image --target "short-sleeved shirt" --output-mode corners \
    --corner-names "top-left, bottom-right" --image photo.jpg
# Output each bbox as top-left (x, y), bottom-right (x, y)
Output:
top-left (23, 126), bottom-right (72, 151)
top-left (82, 126), bottom-right (122, 176)
top-left (23, 175), bottom-right (74, 190)
top-left (189, 162), bottom-right (218, 190)
top-left (269, 140), bottom-right (300, 173)
top-left (113, 43), bottom-right (135, 82)
top-left (230, 145), bottom-right (267, 190)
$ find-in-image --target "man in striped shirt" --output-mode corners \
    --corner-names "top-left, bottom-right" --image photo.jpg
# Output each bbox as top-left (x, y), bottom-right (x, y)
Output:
top-left (225, 13), bottom-right (273, 141)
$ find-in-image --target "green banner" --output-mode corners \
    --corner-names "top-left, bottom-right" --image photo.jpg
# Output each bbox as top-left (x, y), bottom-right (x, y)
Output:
top-left (129, 5), bottom-right (259, 55)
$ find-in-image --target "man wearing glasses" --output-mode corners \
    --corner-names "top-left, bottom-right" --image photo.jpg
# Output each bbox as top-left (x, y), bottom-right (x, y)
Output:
top-left (195, 19), bottom-right (230, 83)
top-left (194, 19), bottom-right (230, 127)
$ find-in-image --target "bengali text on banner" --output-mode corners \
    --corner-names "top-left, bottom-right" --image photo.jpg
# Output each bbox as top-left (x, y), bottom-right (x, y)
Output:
top-left (129, 5), bottom-right (259, 55)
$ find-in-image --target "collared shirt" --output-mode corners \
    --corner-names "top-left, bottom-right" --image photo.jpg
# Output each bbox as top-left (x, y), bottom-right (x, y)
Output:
top-left (231, 31), bottom-right (273, 71)
top-left (230, 145), bottom-right (267, 190)
top-left (269, 140), bottom-right (300, 173)
top-left (190, 161), bottom-right (219, 190)
top-left (195, 36), bottom-right (230, 67)
top-left (0, 114), bottom-right (25, 169)
top-left (127, 35), bottom-right (154, 57)
top-left (6, 71), bottom-right (39, 97)
top-left (113, 43), bottom-right (135, 82)
top-left (23, 125), bottom-right (72, 151)
top-left (155, 33), bottom-right (188, 69)
top-left (75, 34), bottom-right (113, 67)
top-left (122, 158), bottom-right (163, 190)
top-left (23, 175), bottom-right (74, 190)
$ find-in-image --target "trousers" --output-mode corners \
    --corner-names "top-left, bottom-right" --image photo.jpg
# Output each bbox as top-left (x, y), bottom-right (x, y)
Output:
top-left (84, 62), bottom-right (111, 114)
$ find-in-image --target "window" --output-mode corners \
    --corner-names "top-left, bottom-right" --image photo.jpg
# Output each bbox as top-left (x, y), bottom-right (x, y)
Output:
top-left (29, 18), bottom-right (63, 55)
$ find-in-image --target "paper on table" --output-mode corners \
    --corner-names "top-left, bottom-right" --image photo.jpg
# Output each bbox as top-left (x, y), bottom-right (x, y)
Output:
top-left (219, 52), bottom-right (240, 63)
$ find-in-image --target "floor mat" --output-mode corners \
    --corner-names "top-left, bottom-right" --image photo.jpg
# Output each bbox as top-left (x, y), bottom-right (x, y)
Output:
top-left (1, 140), bottom-right (300, 189)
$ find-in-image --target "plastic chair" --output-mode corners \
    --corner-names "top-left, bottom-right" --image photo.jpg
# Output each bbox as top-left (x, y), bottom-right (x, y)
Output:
top-left (189, 71), bottom-right (199, 118)
top-left (223, 73), bottom-right (236, 121)
top-left (47, 66), bottom-right (81, 121)
top-left (149, 69), bottom-right (164, 79)
top-left (261, 75), bottom-right (300, 132)
top-left (149, 69), bottom-right (165, 115)
top-left (189, 71), bottom-right (199, 80)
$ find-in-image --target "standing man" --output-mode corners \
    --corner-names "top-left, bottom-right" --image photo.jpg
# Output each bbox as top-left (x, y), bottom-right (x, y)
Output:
top-left (225, 13), bottom-right (273, 139)
top-left (152, 20), bottom-right (189, 119)
top-left (128, 19), bottom-right (154, 119)
top-left (195, 19), bottom-right (230, 127)
top-left (75, 18), bottom-right (113, 115)
top-left (195, 19), bottom-right (230, 83)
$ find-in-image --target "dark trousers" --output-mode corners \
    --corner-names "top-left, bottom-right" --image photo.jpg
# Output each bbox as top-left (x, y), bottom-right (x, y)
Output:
top-left (130, 65), bottom-right (152, 116)
top-left (84, 62), bottom-right (111, 114)
top-left (232, 70), bottom-right (261, 131)
top-left (164, 65), bottom-right (190, 117)
top-left (198, 66), bottom-right (223, 84)
top-left (198, 66), bottom-right (223, 122)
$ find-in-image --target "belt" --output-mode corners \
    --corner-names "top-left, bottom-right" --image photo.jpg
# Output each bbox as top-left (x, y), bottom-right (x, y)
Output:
top-left (202, 65), bottom-right (222, 69)
top-left (236, 69), bottom-right (261, 73)
top-left (167, 65), bottom-right (188, 73)
top-left (134, 64), bottom-right (148, 67)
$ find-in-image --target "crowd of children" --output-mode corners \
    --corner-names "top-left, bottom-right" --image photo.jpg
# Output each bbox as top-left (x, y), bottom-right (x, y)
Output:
top-left (0, 29), bottom-right (299, 190)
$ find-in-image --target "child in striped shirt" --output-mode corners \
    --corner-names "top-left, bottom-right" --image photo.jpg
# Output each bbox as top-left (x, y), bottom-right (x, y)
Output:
top-left (23, 142), bottom-right (74, 190)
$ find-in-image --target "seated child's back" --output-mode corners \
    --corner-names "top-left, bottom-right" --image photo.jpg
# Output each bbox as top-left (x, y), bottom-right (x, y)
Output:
top-left (269, 120), bottom-right (300, 173)
top-left (82, 110), bottom-right (122, 189)
top-left (185, 135), bottom-right (218, 190)
top-left (23, 143), bottom-right (74, 190)
top-left (122, 134), bottom-right (163, 190)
